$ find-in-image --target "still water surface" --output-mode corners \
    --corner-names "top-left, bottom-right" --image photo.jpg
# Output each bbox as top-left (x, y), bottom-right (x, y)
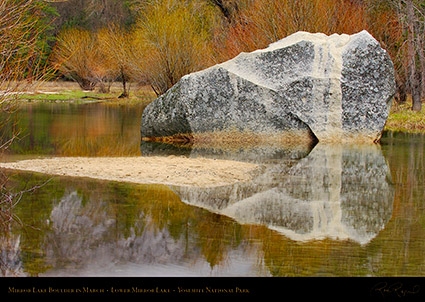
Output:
top-left (0, 102), bottom-right (424, 276)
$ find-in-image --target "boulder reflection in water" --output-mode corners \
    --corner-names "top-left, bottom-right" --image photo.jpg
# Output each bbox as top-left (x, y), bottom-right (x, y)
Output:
top-left (168, 143), bottom-right (394, 245)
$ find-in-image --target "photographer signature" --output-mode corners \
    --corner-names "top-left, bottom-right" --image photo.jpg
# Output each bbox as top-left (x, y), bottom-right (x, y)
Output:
top-left (371, 282), bottom-right (421, 298)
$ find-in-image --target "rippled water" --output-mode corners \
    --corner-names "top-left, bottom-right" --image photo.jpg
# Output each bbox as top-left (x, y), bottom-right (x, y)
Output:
top-left (1, 103), bottom-right (424, 277)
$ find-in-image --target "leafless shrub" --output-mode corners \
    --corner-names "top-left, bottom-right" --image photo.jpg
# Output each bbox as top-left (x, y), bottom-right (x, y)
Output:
top-left (1, 0), bottom-right (52, 275)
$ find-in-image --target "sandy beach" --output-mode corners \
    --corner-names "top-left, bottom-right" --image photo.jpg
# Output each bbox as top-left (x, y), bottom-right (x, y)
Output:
top-left (0, 156), bottom-right (259, 187)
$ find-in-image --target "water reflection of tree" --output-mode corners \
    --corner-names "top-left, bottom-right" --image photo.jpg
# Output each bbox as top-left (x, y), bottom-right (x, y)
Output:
top-left (8, 176), bottom-right (257, 275)
top-left (117, 183), bottom-right (249, 271)
top-left (381, 132), bottom-right (425, 276)
top-left (0, 174), bottom-right (25, 276)
top-left (0, 232), bottom-right (24, 276)
top-left (50, 104), bottom-right (145, 156)
top-left (0, 171), bottom-right (52, 276)
top-left (1, 103), bottom-right (147, 157)
top-left (7, 133), bottom-right (424, 277)
top-left (40, 187), bottom-right (239, 272)
top-left (1, 163), bottom-right (26, 276)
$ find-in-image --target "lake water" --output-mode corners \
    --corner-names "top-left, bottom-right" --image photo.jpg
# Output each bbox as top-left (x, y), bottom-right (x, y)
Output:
top-left (0, 102), bottom-right (424, 277)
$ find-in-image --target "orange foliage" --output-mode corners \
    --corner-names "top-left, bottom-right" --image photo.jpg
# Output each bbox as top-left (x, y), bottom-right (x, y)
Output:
top-left (365, 6), bottom-right (406, 101)
top-left (214, 0), bottom-right (413, 105)
top-left (53, 28), bottom-right (118, 92)
top-left (50, 0), bottom-right (413, 102)
top-left (215, 0), bottom-right (368, 62)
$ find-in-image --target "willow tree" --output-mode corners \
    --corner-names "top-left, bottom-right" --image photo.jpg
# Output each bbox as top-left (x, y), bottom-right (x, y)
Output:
top-left (52, 28), bottom-right (116, 91)
top-left (97, 25), bottom-right (133, 97)
top-left (131, 0), bottom-right (218, 95)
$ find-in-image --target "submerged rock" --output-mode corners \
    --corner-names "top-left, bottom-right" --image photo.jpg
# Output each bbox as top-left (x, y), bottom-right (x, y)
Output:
top-left (141, 30), bottom-right (395, 143)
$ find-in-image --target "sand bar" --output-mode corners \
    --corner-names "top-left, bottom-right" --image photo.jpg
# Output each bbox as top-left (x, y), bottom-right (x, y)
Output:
top-left (0, 156), bottom-right (259, 187)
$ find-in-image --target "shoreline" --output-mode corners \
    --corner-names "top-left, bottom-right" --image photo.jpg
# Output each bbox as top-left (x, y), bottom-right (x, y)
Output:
top-left (3, 81), bottom-right (424, 134)
top-left (385, 102), bottom-right (425, 134)
top-left (0, 156), bottom-right (259, 188)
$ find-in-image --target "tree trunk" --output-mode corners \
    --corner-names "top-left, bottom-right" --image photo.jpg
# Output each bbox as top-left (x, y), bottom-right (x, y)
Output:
top-left (78, 78), bottom-right (96, 91)
top-left (396, 76), bottom-right (407, 104)
top-left (407, 0), bottom-right (422, 111)
top-left (418, 26), bottom-right (425, 103)
top-left (211, 0), bottom-right (232, 23)
top-left (412, 74), bottom-right (422, 111)
top-left (118, 67), bottom-right (129, 98)
top-left (97, 81), bottom-right (110, 93)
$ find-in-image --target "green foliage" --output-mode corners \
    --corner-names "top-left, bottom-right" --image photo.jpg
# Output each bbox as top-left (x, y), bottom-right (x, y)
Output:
top-left (386, 102), bottom-right (425, 133)
top-left (32, 1), bottom-right (60, 69)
